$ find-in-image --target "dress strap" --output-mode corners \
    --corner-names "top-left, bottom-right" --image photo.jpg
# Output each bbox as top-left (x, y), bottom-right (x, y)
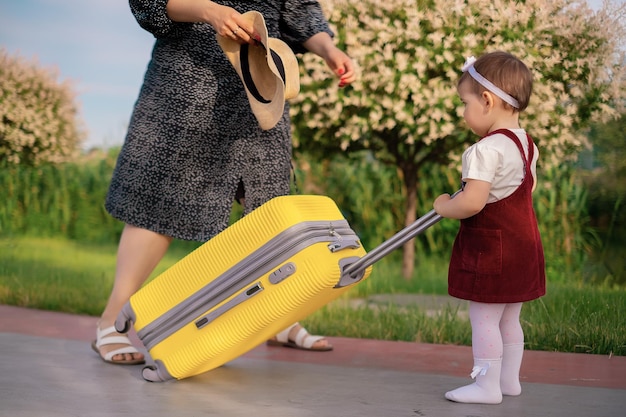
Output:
top-left (485, 129), bottom-right (533, 175)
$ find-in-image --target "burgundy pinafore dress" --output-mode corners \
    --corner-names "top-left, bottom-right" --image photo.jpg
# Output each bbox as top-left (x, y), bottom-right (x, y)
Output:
top-left (448, 129), bottom-right (546, 303)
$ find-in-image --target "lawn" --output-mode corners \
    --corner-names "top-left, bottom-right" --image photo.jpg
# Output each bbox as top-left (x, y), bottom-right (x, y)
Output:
top-left (0, 236), bottom-right (624, 356)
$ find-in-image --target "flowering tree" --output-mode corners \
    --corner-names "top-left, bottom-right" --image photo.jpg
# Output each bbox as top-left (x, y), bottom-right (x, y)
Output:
top-left (0, 49), bottom-right (84, 166)
top-left (290, 0), bottom-right (626, 278)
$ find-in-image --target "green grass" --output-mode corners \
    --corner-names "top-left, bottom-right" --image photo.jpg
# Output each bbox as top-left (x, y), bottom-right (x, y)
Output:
top-left (0, 236), bottom-right (197, 315)
top-left (349, 254), bottom-right (451, 296)
top-left (303, 283), bottom-right (626, 356)
top-left (0, 236), bottom-right (624, 356)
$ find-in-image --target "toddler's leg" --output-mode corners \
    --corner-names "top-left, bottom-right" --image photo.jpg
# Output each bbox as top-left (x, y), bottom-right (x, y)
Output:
top-left (500, 303), bottom-right (524, 396)
top-left (444, 302), bottom-right (504, 404)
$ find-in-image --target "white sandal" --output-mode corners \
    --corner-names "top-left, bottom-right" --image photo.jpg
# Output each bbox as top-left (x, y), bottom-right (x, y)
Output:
top-left (91, 325), bottom-right (145, 365)
top-left (267, 322), bottom-right (333, 351)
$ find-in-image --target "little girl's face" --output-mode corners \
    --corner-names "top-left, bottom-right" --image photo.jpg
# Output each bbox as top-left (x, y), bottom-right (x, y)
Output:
top-left (457, 81), bottom-right (490, 137)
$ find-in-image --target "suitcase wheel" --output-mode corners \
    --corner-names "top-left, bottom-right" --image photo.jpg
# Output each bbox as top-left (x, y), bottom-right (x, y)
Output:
top-left (142, 366), bottom-right (160, 382)
top-left (114, 317), bottom-right (130, 334)
top-left (142, 363), bottom-right (172, 382)
top-left (114, 302), bottom-right (135, 333)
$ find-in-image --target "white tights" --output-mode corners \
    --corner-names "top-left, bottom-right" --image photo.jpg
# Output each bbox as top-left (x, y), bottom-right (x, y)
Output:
top-left (444, 302), bottom-right (524, 404)
top-left (470, 301), bottom-right (523, 358)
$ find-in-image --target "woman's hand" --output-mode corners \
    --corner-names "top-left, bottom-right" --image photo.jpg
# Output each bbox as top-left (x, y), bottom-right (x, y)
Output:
top-left (323, 46), bottom-right (357, 87)
top-left (303, 33), bottom-right (357, 88)
top-left (204, 4), bottom-right (260, 44)
top-left (166, 0), bottom-right (259, 44)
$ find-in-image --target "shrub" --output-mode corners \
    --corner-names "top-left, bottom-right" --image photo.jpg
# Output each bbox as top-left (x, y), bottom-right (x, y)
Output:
top-left (0, 48), bottom-right (84, 166)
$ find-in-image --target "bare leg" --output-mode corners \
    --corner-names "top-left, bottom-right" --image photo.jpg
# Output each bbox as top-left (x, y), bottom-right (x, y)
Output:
top-left (96, 224), bottom-right (172, 363)
top-left (268, 322), bottom-right (333, 350)
top-left (286, 323), bottom-right (332, 350)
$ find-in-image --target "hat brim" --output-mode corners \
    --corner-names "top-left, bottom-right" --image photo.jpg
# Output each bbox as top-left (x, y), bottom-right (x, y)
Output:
top-left (217, 11), bottom-right (300, 130)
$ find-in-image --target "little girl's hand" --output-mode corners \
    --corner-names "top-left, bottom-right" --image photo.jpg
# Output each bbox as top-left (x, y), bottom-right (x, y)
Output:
top-left (433, 194), bottom-right (451, 214)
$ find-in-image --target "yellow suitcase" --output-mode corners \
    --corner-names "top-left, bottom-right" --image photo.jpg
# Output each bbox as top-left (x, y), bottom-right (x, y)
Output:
top-left (115, 195), bottom-right (372, 381)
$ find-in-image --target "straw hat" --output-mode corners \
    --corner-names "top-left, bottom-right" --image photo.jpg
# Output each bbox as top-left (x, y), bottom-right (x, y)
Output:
top-left (217, 11), bottom-right (300, 130)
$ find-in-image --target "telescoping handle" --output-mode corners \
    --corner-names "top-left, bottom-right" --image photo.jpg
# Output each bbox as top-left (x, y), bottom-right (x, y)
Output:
top-left (342, 190), bottom-right (460, 280)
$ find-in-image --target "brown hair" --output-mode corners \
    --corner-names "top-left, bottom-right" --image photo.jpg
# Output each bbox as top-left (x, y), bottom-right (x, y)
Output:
top-left (458, 51), bottom-right (533, 112)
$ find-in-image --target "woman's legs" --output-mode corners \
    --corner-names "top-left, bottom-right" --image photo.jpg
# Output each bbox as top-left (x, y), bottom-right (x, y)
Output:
top-left (96, 224), bottom-right (173, 363)
top-left (96, 222), bottom-right (331, 361)
top-left (239, 195), bottom-right (331, 351)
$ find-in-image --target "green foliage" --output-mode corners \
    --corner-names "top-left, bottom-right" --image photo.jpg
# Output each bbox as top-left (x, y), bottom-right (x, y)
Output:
top-left (580, 115), bottom-right (626, 229)
top-left (533, 163), bottom-right (598, 280)
top-left (295, 151), bottom-right (595, 282)
top-left (294, 152), bottom-right (462, 253)
top-left (303, 302), bottom-right (473, 345)
top-left (2, 236), bottom-right (624, 355)
top-left (294, 152), bottom-right (406, 249)
top-left (0, 136), bottom-right (604, 290)
top-left (0, 48), bottom-right (84, 166)
top-left (302, 280), bottom-right (626, 356)
top-left (576, 115), bottom-right (626, 285)
top-left (348, 254), bottom-right (451, 296)
top-left (520, 284), bottom-right (626, 355)
top-left (2, 148), bottom-right (599, 284)
top-left (0, 149), bottom-right (122, 242)
top-left (292, 0), bottom-right (626, 278)
top-left (294, 0), bottom-right (625, 165)
top-left (0, 236), bottom-right (196, 315)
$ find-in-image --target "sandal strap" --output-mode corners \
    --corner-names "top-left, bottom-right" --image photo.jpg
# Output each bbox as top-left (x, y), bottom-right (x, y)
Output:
top-left (96, 335), bottom-right (134, 348)
top-left (102, 346), bottom-right (141, 362)
top-left (96, 325), bottom-right (121, 340)
top-left (294, 327), bottom-right (324, 349)
top-left (95, 325), bottom-right (136, 349)
top-left (273, 322), bottom-right (299, 344)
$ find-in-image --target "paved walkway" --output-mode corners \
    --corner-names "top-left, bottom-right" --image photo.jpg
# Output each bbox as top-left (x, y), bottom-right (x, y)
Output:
top-left (1, 304), bottom-right (624, 417)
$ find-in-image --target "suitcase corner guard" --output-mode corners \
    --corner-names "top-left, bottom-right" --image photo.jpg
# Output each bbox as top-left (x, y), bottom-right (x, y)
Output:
top-left (142, 360), bottom-right (174, 382)
top-left (114, 302), bottom-right (136, 334)
top-left (335, 256), bottom-right (367, 288)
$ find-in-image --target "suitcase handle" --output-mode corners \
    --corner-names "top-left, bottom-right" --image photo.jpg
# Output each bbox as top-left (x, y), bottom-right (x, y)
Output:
top-left (341, 190), bottom-right (460, 280)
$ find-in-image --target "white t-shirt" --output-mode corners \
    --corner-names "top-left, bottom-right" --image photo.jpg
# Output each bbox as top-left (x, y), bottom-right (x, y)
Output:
top-left (462, 129), bottom-right (538, 203)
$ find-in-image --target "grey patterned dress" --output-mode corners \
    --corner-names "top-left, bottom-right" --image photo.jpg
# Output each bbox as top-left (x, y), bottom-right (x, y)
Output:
top-left (105, 0), bottom-right (332, 241)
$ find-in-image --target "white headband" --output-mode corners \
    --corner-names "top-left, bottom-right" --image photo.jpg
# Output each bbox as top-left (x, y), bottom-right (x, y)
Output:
top-left (461, 56), bottom-right (520, 109)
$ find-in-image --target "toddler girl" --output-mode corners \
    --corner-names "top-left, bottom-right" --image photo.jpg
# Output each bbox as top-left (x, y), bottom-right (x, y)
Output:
top-left (434, 51), bottom-right (546, 404)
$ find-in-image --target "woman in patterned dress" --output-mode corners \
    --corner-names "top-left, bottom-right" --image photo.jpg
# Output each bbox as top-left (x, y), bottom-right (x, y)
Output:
top-left (92, 0), bottom-right (356, 365)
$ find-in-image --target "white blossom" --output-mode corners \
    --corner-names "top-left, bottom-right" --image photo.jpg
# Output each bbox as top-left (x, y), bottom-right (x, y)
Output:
top-left (291, 0), bottom-right (626, 170)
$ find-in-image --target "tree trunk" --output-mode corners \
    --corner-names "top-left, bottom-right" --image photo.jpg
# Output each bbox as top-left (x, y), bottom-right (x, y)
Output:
top-left (401, 165), bottom-right (419, 280)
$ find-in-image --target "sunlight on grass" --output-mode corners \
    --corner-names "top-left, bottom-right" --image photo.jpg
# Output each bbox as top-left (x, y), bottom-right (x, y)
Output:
top-left (0, 236), bottom-right (192, 315)
top-left (350, 254), bottom-right (450, 297)
top-left (1, 236), bottom-right (625, 355)
top-left (302, 301), bottom-right (472, 345)
top-left (2, 237), bottom-right (114, 273)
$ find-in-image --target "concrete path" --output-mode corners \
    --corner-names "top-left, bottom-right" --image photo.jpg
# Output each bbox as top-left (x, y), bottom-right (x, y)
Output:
top-left (1, 304), bottom-right (624, 417)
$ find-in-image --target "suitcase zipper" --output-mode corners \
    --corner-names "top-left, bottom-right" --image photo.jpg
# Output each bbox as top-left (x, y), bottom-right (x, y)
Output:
top-left (139, 220), bottom-right (360, 349)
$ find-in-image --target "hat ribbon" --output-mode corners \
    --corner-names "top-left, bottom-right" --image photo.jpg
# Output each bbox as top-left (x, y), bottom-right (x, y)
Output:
top-left (240, 43), bottom-right (286, 104)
